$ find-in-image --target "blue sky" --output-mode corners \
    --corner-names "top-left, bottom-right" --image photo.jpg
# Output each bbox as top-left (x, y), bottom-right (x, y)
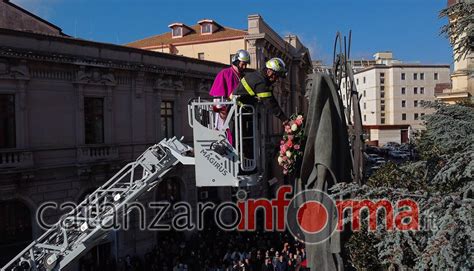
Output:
top-left (12, 0), bottom-right (453, 65)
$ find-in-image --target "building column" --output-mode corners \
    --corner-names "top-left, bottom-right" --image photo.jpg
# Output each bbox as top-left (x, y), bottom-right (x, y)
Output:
top-left (74, 84), bottom-right (85, 145)
top-left (16, 79), bottom-right (29, 148)
top-left (247, 39), bottom-right (258, 70)
top-left (175, 76), bottom-right (185, 138)
top-left (105, 85), bottom-right (114, 144)
top-left (153, 88), bottom-right (162, 141)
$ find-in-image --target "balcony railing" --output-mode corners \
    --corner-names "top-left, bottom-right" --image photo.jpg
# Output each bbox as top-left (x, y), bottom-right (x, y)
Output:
top-left (0, 150), bottom-right (34, 169)
top-left (77, 145), bottom-right (119, 163)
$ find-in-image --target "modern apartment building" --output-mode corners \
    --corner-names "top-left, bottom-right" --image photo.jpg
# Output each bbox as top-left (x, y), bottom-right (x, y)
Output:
top-left (342, 52), bottom-right (450, 146)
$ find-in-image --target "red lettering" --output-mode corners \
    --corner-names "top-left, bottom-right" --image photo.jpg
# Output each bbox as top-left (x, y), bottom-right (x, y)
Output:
top-left (237, 201), bottom-right (246, 230)
top-left (271, 185), bottom-right (292, 231)
top-left (395, 199), bottom-right (419, 231)
top-left (247, 199), bottom-right (273, 231)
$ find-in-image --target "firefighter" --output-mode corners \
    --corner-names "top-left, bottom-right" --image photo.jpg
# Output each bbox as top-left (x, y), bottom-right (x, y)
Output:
top-left (231, 57), bottom-right (289, 161)
top-left (231, 57), bottom-right (289, 122)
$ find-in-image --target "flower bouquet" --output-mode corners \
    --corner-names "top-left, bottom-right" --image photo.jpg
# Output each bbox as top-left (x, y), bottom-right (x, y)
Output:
top-left (278, 114), bottom-right (306, 175)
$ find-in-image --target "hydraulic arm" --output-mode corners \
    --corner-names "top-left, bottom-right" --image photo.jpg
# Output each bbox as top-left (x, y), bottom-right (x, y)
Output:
top-left (1, 137), bottom-right (193, 271)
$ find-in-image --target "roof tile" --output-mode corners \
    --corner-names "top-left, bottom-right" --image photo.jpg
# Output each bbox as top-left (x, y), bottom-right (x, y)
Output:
top-left (125, 24), bottom-right (246, 49)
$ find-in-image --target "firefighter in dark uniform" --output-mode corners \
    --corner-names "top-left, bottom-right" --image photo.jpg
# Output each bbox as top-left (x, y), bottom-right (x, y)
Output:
top-left (231, 57), bottom-right (289, 122)
top-left (230, 57), bottom-right (289, 161)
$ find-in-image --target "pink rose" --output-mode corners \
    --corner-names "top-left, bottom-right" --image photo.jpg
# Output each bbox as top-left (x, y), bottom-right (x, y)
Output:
top-left (294, 144), bottom-right (300, 150)
top-left (286, 140), bottom-right (293, 148)
top-left (282, 156), bottom-right (288, 161)
top-left (288, 135), bottom-right (294, 140)
top-left (280, 140), bottom-right (285, 145)
top-left (295, 119), bottom-right (302, 126)
top-left (280, 145), bottom-right (287, 152)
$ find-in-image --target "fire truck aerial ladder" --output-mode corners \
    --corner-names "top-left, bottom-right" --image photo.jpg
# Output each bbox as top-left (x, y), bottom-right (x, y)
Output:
top-left (2, 97), bottom-right (263, 271)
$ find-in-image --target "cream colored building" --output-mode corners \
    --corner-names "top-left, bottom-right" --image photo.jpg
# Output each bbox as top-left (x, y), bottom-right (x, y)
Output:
top-left (126, 15), bottom-right (313, 122)
top-left (342, 52), bottom-right (450, 146)
top-left (436, 0), bottom-right (473, 103)
top-left (126, 15), bottom-right (311, 69)
top-left (127, 19), bottom-right (247, 64)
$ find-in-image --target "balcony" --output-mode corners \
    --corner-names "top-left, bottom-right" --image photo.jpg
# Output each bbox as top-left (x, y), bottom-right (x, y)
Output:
top-left (0, 149), bottom-right (34, 169)
top-left (77, 145), bottom-right (119, 163)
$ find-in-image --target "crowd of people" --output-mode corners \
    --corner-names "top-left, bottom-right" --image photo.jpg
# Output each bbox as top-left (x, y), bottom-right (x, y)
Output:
top-left (78, 222), bottom-right (310, 271)
top-left (122, 228), bottom-right (308, 271)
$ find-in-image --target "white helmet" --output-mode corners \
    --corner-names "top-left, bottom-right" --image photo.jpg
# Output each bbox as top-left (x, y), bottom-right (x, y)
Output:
top-left (232, 49), bottom-right (251, 64)
top-left (265, 57), bottom-right (287, 78)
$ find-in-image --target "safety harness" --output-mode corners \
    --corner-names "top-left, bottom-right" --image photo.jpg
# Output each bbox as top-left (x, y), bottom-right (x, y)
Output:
top-left (241, 78), bottom-right (272, 98)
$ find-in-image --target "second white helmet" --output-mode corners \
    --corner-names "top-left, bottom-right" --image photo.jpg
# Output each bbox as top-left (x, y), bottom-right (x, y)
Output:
top-left (265, 57), bottom-right (287, 78)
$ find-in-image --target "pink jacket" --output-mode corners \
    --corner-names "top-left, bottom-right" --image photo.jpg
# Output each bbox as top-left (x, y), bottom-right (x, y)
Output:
top-left (209, 66), bottom-right (240, 146)
top-left (209, 67), bottom-right (241, 98)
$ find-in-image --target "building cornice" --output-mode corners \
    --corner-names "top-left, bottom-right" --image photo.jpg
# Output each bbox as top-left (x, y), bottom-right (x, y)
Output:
top-left (250, 15), bottom-right (287, 50)
top-left (355, 64), bottom-right (451, 74)
top-left (246, 33), bottom-right (288, 56)
top-left (0, 28), bottom-right (226, 79)
top-left (435, 91), bottom-right (470, 98)
top-left (0, 46), bottom-right (220, 80)
top-left (0, 28), bottom-right (227, 67)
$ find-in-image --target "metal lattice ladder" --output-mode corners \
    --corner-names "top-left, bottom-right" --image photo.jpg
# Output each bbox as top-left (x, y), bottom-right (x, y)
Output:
top-left (1, 137), bottom-right (194, 271)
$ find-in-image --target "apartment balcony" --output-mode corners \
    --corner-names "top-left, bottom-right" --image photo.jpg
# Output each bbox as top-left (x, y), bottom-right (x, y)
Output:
top-left (0, 149), bottom-right (34, 170)
top-left (77, 145), bottom-right (119, 163)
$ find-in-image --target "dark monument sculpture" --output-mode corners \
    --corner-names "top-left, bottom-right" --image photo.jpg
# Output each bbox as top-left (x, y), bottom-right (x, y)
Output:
top-left (294, 32), bottom-right (364, 271)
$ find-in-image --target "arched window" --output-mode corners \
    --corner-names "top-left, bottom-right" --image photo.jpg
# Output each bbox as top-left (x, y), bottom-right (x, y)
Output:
top-left (0, 200), bottom-right (32, 265)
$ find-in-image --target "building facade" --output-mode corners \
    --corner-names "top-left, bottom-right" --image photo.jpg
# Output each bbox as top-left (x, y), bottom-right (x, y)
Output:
top-left (0, 26), bottom-right (228, 267)
top-left (435, 0), bottom-right (473, 103)
top-left (0, 2), bottom-right (311, 268)
top-left (342, 52), bottom-right (450, 146)
top-left (0, 0), bottom-right (66, 36)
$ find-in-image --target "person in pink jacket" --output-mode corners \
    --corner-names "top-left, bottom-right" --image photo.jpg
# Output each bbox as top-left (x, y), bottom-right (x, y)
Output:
top-left (209, 49), bottom-right (251, 145)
